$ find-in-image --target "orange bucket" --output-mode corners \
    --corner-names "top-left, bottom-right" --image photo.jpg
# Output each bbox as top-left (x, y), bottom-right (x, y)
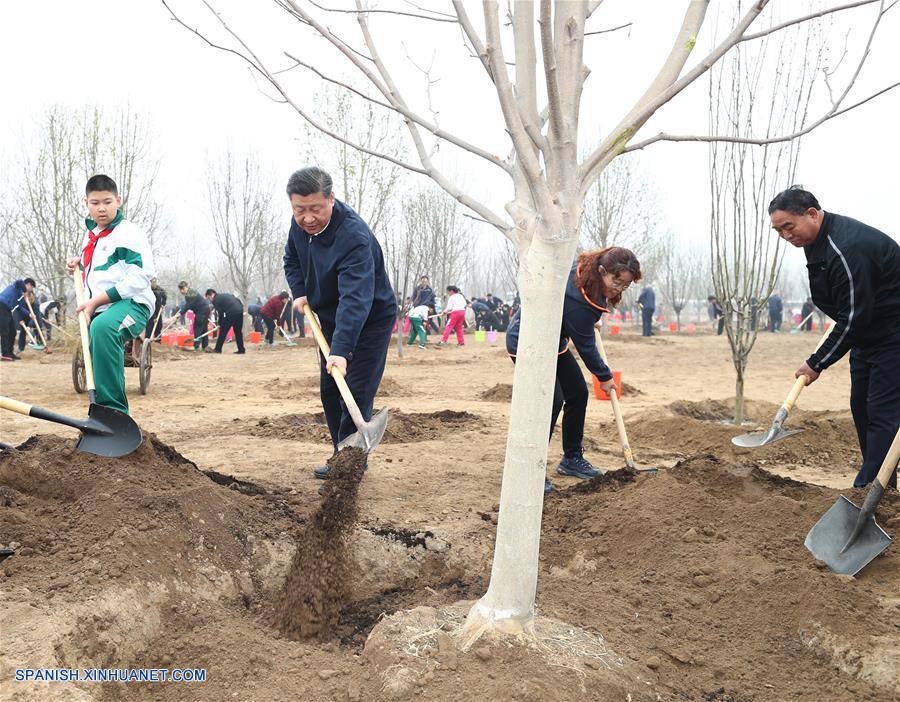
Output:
top-left (669, 323), bottom-right (678, 332)
top-left (178, 334), bottom-right (193, 347)
top-left (610, 325), bottom-right (620, 335)
top-left (249, 331), bottom-right (262, 344)
top-left (592, 371), bottom-right (622, 401)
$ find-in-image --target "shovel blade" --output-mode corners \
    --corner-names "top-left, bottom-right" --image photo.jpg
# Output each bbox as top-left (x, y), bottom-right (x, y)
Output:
top-left (336, 407), bottom-right (389, 454)
top-left (804, 495), bottom-right (892, 576)
top-left (76, 402), bottom-right (143, 458)
top-left (731, 426), bottom-right (803, 448)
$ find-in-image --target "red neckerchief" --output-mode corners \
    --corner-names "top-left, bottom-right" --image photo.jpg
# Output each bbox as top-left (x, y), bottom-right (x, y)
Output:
top-left (81, 225), bottom-right (116, 281)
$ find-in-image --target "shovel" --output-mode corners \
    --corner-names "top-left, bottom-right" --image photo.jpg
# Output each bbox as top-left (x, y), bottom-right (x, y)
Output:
top-left (24, 297), bottom-right (51, 353)
top-left (790, 310), bottom-right (814, 334)
top-left (595, 329), bottom-right (657, 475)
top-left (18, 321), bottom-right (45, 351)
top-left (303, 303), bottom-right (388, 453)
top-left (804, 428), bottom-right (899, 576)
top-left (732, 324), bottom-right (832, 448)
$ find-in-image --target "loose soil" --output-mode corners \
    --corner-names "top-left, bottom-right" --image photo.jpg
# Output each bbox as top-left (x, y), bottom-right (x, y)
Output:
top-left (2, 329), bottom-right (897, 701)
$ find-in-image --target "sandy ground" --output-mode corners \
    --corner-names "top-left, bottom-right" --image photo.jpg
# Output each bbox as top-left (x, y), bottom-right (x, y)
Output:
top-left (2, 325), bottom-right (898, 702)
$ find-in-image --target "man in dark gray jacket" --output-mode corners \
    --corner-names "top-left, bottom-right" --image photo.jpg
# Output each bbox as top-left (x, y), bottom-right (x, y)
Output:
top-left (769, 186), bottom-right (899, 488)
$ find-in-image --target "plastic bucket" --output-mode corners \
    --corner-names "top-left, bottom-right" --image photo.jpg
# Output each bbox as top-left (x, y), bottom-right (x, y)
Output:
top-left (178, 334), bottom-right (193, 347)
top-left (610, 325), bottom-right (620, 335)
top-left (475, 330), bottom-right (486, 342)
top-left (592, 371), bottom-right (623, 401)
top-left (249, 331), bottom-right (262, 344)
top-left (685, 323), bottom-right (697, 333)
top-left (486, 330), bottom-right (498, 343)
top-left (669, 323), bottom-right (678, 332)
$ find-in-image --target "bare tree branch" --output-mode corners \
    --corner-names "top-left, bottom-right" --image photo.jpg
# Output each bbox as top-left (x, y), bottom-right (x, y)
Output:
top-left (585, 22), bottom-right (631, 36)
top-left (303, 0), bottom-right (457, 23)
top-left (740, 0), bottom-right (890, 42)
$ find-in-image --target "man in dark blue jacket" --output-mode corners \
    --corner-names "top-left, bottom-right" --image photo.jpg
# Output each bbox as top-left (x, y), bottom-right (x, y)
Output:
top-left (770, 186), bottom-right (900, 488)
top-left (0, 278), bottom-right (35, 361)
top-left (283, 167), bottom-right (396, 477)
top-left (637, 284), bottom-right (655, 337)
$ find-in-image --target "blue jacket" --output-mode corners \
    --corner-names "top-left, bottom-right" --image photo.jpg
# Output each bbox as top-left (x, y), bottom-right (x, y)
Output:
top-left (638, 286), bottom-right (655, 310)
top-left (506, 264), bottom-right (612, 381)
top-left (283, 199), bottom-right (396, 359)
top-left (0, 280), bottom-right (27, 311)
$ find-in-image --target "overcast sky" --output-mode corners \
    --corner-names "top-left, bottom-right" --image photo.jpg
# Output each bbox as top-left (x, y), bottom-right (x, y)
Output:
top-left (2, 0), bottom-right (897, 283)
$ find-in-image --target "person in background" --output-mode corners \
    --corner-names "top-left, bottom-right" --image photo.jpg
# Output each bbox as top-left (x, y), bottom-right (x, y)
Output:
top-left (206, 288), bottom-right (246, 354)
top-left (767, 292), bottom-right (783, 332)
top-left (145, 279), bottom-right (167, 343)
top-left (38, 296), bottom-right (64, 342)
top-left (179, 281), bottom-right (211, 351)
top-left (0, 277), bottom-right (35, 361)
top-left (437, 285), bottom-right (467, 347)
top-left (412, 275), bottom-right (438, 335)
top-left (708, 295), bottom-right (725, 335)
top-left (801, 297), bottom-right (815, 332)
top-left (260, 291), bottom-right (289, 345)
top-left (769, 186), bottom-right (899, 489)
top-left (637, 283), bottom-right (656, 337)
top-left (247, 302), bottom-right (264, 333)
top-left (406, 303), bottom-right (430, 349)
top-left (507, 246), bottom-right (641, 493)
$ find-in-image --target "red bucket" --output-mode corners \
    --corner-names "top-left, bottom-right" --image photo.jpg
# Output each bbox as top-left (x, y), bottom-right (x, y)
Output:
top-left (592, 371), bottom-right (623, 401)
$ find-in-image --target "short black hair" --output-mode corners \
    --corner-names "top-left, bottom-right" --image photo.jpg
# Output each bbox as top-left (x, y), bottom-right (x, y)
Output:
top-left (86, 174), bottom-right (118, 196)
top-left (768, 186), bottom-right (820, 215)
top-left (178, 281), bottom-right (189, 288)
top-left (23, 277), bottom-right (36, 287)
top-left (446, 285), bottom-right (459, 294)
top-left (205, 289), bottom-right (216, 297)
top-left (286, 167), bottom-right (332, 198)
top-left (279, 291), bottom-right (290, 299)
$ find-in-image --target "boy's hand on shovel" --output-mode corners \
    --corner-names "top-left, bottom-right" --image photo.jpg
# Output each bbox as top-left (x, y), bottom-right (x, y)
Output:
top-left (795, 362), bottom-right (820, 385)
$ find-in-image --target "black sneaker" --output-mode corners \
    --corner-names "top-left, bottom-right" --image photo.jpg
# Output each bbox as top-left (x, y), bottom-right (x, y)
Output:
top-left (544, 477), bottom-right (554, 494)
top-left (556, 451), bottom-right (601, 479)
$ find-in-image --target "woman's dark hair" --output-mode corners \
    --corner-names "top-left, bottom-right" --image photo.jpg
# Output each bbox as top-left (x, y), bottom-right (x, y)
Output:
top-left (286, 167), bottom-right (332, 198)
top-left (768, 186), bottom-right (820, 215)
top-left (446, 285), bottom-right (459, 294)
top-left (575, 247), bottom-right (642, 306)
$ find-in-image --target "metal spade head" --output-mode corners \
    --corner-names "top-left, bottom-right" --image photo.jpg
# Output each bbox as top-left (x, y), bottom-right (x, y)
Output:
top-left (76, 402), bottom-right (143, 458)
top-left (336, 407), bottom-right (389, 454)
top-left (804, 495), bottom-right (892, 576)
top-left (731, 425), bottom-right (804, 448)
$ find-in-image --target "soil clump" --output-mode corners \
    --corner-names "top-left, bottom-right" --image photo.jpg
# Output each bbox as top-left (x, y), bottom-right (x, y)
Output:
top-left (479, 383), bottom-right (512, 401)
top-left (274, 447), bottom-right (367, 639)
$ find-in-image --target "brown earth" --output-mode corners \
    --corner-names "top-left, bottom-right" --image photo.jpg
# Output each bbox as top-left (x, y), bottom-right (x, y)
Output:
top-left (1, 327), bottom-right (898, 701)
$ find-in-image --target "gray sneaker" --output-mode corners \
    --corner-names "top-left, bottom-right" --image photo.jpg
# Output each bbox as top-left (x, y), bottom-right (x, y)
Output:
top-left (556, 451), bottom-right (601, 479)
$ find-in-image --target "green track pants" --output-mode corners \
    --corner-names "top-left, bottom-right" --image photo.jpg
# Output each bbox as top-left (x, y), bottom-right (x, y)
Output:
top-left (89, 300), bottom-right (149, 414)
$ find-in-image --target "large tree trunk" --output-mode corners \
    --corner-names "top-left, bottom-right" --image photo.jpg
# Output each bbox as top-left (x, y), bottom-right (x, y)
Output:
top-left (460, 233), bottom-right (577, 646)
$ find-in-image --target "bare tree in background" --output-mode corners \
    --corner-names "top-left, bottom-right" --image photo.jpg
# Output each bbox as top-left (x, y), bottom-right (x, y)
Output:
top-left (580, 156), bottom-right (661, 252)
top-left (709, 5), bottom-right (824, 424)
top-left (207, 151), bottom-right (281, 305)
top-left (1, 105), bottom-right (162, 301)
top-left (660, 235), bottom-right (705, 331)
top-left (168, 0), bottom-right (897, 649)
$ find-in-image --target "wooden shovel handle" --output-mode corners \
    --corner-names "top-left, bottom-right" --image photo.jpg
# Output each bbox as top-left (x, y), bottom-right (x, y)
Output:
top-left (0, 396), bottom-right (33, 416)
top-left (23, 297), bottom-right (49, 346)
top-left (875, 428), bottom-right (900, 489)
top-left (18, 320), bottom-right (38, 345)
top-left (72, 271), bottom-right (97, 392)
top-left (783, 323), bottom-right (836, 412)
top-left (594, 330), bottom-right (635, 469)
top-left (302, 303), bottom-right (366, 432)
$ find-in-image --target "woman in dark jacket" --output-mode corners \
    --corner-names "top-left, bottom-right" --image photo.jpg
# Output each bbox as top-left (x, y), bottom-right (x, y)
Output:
top-left (507, 247), bottom-right (642, 493)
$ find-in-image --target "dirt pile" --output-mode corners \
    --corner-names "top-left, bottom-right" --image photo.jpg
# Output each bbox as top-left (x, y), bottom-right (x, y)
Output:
top-left (376, 377), bottom-right (412, 397)
top-left (251, 412), bottom-right (331, 442)
top-left (628, 400), bottom-right (860, 474)
top-left (480, 383), bottom-right (512, 401)
top-left (380, 410), bottom-right (483, 443)
top-left (541, 456), bottom-right (900, 700)
top-left (274, 447), bottom-right (367, 639)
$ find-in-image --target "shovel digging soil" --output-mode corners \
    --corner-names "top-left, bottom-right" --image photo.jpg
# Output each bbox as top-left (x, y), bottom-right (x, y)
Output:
top-left (595, 329), bottom-right (658, 475)
top-left (732, 324), bottom-right (833, 448)
top-left (1, 270), bottom-right (145, 458)
top-left (303, 303), bottom-right (388, 453)
top-left (805, 428), bottom-right (899, 576)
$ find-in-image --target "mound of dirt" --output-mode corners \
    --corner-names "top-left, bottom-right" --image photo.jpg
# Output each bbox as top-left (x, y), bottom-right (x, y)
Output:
top-left (275, 447), bottom-right (367, 639)
top-left (376, 376), bottom-right (412, 397)
top-left (480, 383), bottom-right (512, 401)
top-left (621, 381), bottom-right (642, 396)
top-left (251, 412), bottom-right (331, 442)
top-left (629, 403), bottom-right (860, 474)
top-left (541, 455), bottom-right (900, 699)
top-left (382, 410), bottom-right (484, 443)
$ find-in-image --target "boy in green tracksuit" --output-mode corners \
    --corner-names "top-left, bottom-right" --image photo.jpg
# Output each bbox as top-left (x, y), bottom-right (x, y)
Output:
top-left (66, 175), bottom-right (155, 414)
